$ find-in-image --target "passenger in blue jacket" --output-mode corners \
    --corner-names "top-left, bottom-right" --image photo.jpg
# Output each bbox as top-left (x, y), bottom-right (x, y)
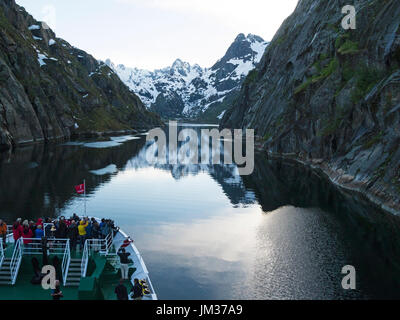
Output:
top-left (35, 225), bottom-right (44, 239)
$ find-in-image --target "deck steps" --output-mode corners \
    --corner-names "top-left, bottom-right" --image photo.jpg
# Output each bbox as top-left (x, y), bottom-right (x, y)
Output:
top-left (65, 258), bottom-right (82, 287)
top-left (0, 259), bottom-right (12, 285)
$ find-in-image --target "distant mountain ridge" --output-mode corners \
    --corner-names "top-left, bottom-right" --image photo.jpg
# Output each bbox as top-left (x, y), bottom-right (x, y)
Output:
top-left (107, 33), bottom-right (269, 122)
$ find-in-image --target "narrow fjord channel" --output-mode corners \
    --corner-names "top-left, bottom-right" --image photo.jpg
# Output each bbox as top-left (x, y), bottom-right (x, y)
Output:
top-left (1, 124), bottom-right (400, 299)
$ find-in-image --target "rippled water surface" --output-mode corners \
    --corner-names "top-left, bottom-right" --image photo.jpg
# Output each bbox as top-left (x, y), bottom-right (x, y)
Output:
top-left (1, 124), bottom-right (400, 299)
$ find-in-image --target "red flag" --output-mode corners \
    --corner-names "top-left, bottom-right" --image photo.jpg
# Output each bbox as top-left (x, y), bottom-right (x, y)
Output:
top-left (121, 238), bottom-right (134, 248)
top-left (75, 183), bottom-right (85, 194)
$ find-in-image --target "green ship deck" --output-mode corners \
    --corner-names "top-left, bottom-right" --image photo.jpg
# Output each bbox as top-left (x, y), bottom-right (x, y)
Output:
top-left (0, 243), bottom-right (136, 300)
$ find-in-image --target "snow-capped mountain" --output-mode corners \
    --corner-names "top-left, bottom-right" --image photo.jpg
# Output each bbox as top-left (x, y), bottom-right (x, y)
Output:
top-left (106, 34), bottom-right (269, 121)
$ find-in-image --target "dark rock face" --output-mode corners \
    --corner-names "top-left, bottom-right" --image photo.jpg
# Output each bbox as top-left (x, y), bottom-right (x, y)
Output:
top-left (0, 0), bottom-right (161, 151)
top-left (221, 0), bottom-right (400, 212)
top-left (211, 33), bottom-right (265, 92)
top-left (151, 92), bottom-right (185, 119)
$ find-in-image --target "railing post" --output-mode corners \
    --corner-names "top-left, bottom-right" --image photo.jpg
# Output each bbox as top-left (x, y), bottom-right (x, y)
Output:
top-left (10, 238), bottom-right (22, 285)
top-left (0, 240), bottom-right (4, 269)
top-left (6, 225), bottom-right (12, 244)
top-left (62, 239), bottom-right (71, 287)
top-left (81, 239), bottom-right (89, 278)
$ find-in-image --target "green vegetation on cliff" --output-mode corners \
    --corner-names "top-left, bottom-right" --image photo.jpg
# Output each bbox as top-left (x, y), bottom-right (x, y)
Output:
top-left (221, 0), bottom-right (400, 211)
top-left (0, 0), bottom-right (161, 151)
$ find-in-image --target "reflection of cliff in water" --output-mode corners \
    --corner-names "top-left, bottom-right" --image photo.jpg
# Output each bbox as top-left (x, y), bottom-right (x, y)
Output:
top-left (243, 155), bottom-right (400, 295)
top-left (127, 126), bottom-right (257, 206)
top-left (0, 131), bottom-right (256, 222)
top-left (0, 138), bottom-right (146, 221)
top-left (128, 145), bottom-right (257, 206)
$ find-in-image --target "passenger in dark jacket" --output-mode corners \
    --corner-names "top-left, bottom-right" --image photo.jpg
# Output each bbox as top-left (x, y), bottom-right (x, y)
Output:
top-left (29, 221), bottom-right (36, 236)
top-left (131, 279), bottom-right (143, 300)
top-left (71, 213), bottom-right (80, 223)
top-left (44, 223), bottom-right (52, 238)
top-left (58, 219), bottom-right (68, 239)
top-left (85, 222), bottom-right (93, 239)
top-left (115, 279), bottom-right (129, 301)
top-left (41, 237), bottom-right (49, 265)
top-left (117, 248), bottom-right (131, 280)
top-left (92, 222), bottom-right (100, 239)
top-left (131, 278), bottom-right (143, 300)
top-left (51, 280), bottom-right (63, 300)
top-left (67, 221), bottom-right (79, 251)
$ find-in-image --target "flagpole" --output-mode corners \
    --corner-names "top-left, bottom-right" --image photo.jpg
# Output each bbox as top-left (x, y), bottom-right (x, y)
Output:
top-left (84, 179), bottom-right (86, 216)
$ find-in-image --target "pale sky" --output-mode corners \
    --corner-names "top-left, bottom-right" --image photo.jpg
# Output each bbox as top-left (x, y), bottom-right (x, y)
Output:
top-left (16, 0), bottom-right (298, 70)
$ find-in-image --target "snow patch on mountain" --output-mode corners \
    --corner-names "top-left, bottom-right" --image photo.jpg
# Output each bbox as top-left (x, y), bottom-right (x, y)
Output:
top-left (107, 34), bottom-right (269, 119)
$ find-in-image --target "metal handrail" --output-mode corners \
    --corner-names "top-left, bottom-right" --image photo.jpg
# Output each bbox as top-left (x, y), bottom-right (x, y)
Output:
top-left (0, 240), bottom-right (4, 269)
top-left (20, 238), bottom-right (70, 255)
top-left (81, 240), bottom-right (89, 277)
top-left (80, 234), bottom-right (113, 278)
top-left (6, 225), bottom-right (13, 243)
top-left (105, 232), bottom-right (113, 253)
top-left (10, 238), bottom-right (23, 285)
top-left (61, 240), bottom-right (71, 286)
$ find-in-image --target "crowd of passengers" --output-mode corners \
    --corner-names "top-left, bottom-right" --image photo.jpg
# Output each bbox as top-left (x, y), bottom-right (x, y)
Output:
top-left (1, 217), bottom-right (150, 301)
top-left (3, 214), bottom-right (118, 251)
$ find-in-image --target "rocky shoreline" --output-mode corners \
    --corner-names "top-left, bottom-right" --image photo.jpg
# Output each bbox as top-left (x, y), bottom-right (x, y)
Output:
top-left (1, 125), bottom-right (159, 152)
top-left (254, 140), bottom-right (400, 217)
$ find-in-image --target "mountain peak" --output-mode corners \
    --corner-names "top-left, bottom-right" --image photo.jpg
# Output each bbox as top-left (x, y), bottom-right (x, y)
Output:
top-left (108, 32), bottom-right (269, 121)
top-left (246, 33), bottom-right (265, 43)
top-left (235, 33), bottom-right (246, 42)
top-left (234, 33), bottom-right (265, 44)
top-left (211, 33), bottom-right (268, 71)
top-left (172, 58), bottom-right (185, 68)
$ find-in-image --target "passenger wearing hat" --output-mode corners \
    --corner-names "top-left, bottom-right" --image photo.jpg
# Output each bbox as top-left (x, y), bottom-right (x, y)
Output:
top-left (78, 220), bottom-right (89, 250)
top-left (49, 225), bottom-right (57, 239)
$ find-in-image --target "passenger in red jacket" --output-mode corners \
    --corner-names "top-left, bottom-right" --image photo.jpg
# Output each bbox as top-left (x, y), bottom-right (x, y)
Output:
top-left (22, 226), bottom-right (34, 244)
top-left (12, 219), bottom-right (23, 241)
top-left (36, 218), bottom-right (44, 228)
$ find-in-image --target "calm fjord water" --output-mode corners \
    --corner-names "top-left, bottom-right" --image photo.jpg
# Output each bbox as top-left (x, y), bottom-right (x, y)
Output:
top-left (1, 124), bottom-right (400, 300)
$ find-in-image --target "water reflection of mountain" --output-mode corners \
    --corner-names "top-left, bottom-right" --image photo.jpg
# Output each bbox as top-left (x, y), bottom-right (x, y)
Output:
top-left (126, 142), bottom-right (257, 206)
top-left (0, 138), bottom-right (146, 221)
top-left (0, 130), bottom-right (256, 221)
top-left (125, 125), bottom-right (258, 206)
top-left (157, 162), bottom-right (257, 206)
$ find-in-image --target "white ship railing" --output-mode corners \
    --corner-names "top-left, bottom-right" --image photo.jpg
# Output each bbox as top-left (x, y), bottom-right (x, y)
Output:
top-left (105, 232), bottom-right (113, 253)
top-left (6, 225), bottom-right (13, 243)
top-left (81, 240), bottom-right (89, 277)
top-left (20, 238), bottom-right (70, 255)
top-left (10, 238), bottom-right (23, 285)
top-left (61, 240), bottom-right (71, 286)
top-left (80, 232), bottom-right (113, 277)
top-left (0, 240), bottom-right (4, 269)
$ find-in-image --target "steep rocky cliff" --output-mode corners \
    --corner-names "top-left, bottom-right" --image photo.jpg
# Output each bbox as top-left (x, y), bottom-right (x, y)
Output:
top-left (0, 0), bottom-right (161, 151)
top-left (221, 0), bottom-right (400, 213)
